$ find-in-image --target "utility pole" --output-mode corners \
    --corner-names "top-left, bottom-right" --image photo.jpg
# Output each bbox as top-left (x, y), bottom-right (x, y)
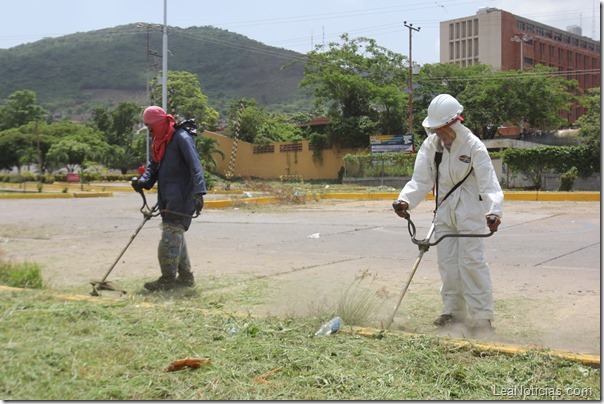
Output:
top-left (137, 23), bottom-right (156, 164)
top-left (162, 0), bottom-right (168, 112)
top-left (404, 21), bottom-right (420, 135)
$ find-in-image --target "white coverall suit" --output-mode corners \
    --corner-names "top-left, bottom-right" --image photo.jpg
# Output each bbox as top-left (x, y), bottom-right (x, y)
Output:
top-left (397, 121), bottom-right (504, 321)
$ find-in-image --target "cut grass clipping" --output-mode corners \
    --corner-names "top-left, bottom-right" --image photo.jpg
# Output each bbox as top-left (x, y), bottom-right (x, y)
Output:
top-left (1, 282), bottom-right (599, 400)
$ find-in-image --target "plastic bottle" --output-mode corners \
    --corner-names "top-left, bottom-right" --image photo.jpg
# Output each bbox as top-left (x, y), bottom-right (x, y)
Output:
top-left (314, 316), bottom-right (342, 336)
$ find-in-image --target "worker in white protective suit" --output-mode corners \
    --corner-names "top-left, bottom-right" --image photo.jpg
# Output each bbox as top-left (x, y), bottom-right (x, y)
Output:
top-left (394, 94), bottom-right (503, 332)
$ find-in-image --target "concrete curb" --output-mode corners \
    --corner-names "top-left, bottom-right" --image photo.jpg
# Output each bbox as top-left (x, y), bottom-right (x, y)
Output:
top-left (0, 284), bottom-right (599, 368)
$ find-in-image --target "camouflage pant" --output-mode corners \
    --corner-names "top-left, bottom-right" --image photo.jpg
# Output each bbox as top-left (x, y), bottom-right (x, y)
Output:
top-left (157, 222), bottom-right (191, 278)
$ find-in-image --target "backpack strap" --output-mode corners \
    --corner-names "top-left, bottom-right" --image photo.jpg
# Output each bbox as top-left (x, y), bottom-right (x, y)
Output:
top-left (433, 151), bottom-right (473, 214)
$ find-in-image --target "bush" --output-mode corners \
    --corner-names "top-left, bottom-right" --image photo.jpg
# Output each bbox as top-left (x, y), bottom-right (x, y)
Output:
top-left (559, 167), bottom-right (579, 191)
top-left (343, 152), bottom-right (416, 178)
top-left (503, 146), bottom-right (598, 189)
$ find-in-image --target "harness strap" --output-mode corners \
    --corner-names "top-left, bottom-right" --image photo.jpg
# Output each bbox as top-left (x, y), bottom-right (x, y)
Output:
top-left (433, 151), bottom-right (473, 214)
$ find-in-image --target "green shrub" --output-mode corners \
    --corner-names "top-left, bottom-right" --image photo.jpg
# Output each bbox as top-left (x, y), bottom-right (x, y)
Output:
top-left (559, 166), bottom-right (579, 191)
top-left (0, 261), bottom-right (44, 289)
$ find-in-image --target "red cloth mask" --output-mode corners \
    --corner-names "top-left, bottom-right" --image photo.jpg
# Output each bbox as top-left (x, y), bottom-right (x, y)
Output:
top-left (143, 106), bottom-right (176, 162)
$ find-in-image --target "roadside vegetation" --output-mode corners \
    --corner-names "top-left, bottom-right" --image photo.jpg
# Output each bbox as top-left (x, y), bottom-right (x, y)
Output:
top-left (0, 249), bottom-right (44, 289)
top-left (1, 281), bottom-right (599, 400)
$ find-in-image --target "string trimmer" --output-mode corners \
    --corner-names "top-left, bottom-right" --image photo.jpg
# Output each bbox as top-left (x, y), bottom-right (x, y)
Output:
top-left (90, 178), bottom-right (201, 296)
top-left (90, 179), bottom-right (159, 296)
top-left (383, 200), bottom-right (496, 329)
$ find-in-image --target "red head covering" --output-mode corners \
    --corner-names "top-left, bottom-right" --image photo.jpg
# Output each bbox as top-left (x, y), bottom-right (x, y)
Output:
top-left (143, 106), bottom-right (176, 162)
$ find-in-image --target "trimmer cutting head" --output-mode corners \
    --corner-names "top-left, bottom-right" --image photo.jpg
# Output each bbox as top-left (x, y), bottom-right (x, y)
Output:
top-left (90, 280), bottom-right (127, 296)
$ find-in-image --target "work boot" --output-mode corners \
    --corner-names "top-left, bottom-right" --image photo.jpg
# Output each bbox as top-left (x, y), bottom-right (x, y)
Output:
top-left (144, 275), bottom-right (177, 292)
top-left (433, 314), bottom-right (458, 327)
top-left (175, 271), bottom-right (195, 288)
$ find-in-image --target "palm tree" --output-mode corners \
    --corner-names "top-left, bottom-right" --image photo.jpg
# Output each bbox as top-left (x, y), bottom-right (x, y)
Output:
top-left (195, 136), bottom-right (224, 174)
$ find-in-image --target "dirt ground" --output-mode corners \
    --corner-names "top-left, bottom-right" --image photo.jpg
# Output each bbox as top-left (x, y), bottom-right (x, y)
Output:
top-left (0, 191), bottom-right (600, 355)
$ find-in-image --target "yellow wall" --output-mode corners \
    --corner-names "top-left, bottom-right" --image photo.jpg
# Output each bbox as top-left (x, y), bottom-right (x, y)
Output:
top-left (204, 131), bottom-right (360, 180)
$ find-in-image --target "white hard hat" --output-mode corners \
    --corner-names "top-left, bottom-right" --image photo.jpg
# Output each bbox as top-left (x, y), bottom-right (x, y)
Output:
top-left (422, 94), bottom-right (464, 130)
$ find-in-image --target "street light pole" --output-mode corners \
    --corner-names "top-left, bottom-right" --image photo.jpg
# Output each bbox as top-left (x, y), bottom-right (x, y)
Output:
top-left (404, 21), bottom-right (420, 135)
top-left (511, 34), bottom-right (532, 70)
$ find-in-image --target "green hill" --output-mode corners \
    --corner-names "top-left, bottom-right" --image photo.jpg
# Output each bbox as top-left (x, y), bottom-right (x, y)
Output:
top-left (0, 24), bottom-right (311, 119)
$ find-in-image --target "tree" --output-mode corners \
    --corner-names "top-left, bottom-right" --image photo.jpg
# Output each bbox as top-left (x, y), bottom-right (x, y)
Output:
top-left (149, 70), bottom-right (219, 131)
top-left (575, 87), bottom-right (601, 172)
top-left (0, 90), bottom-right (48, 130)
top-left (0, 120), bottom-right (83, 174)
top-left (414, 64), bottom-right (577, 139)
top-left (45, 124), bottom-right (111, 174)
top-left (225, 98), bottom-right (266, 143)
top-left (299, 35), bottom-right (407, 148)
top-left (224, 98), bottom-right (303, 145)
top-left (93, 102), bottom-right (143, 174)
top-left (414, 63), bottom-right (492, 138)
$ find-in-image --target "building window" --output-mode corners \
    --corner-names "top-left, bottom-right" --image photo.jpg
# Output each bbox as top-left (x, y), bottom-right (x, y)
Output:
top-left (474, 19), bottom-right (479, 35)
top-left (449, 42), bottom-right (454, 60)
top-left (461, 21), bottom-right (466, 37)
top-left (468, 39), bottom-right (473, 57)
top-left (468, 20), bottom-right (472, 36)
top-left (455, 22), bottom-right (460, 39)
top-left (516, 21), bottom-right (525, 30)
top-left (449, 23), bottom-right (454, 40)
top-left (474, 38), bottom-right (479, 56)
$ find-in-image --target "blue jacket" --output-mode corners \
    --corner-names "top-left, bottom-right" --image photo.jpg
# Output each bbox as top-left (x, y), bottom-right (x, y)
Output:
top-left (139, 128), bottom-right (206, 230)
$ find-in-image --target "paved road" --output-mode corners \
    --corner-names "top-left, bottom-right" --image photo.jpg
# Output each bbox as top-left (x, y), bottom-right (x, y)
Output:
top-left (0, 193), bottom-right (599, 354)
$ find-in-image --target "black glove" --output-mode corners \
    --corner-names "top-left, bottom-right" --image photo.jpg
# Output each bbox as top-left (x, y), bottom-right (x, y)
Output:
top-left (194, 194), bottom-right (204, 215)
top-left (131, 177), bottom-right (143, 193)
top-left (392, 200), bottom-right (409, 219)
top-left (486, 215), bottom-right (501, 232)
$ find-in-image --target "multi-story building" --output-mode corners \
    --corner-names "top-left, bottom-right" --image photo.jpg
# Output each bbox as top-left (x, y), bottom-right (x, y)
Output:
top-left (440, 7), bottom-right (600, 123)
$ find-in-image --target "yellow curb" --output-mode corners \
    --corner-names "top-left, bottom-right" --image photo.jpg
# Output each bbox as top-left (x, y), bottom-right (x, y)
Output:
top-left (0, 191), bottom-right (113, 199)
top-left (346, 326), bottom-right (600, 368)
top-left (72, 192), bottom-right (113, 198)
top-left (1, 285), bottom-right (598, 368)
top-left (0, 192), bottom-right (73, 199)
top-left (504, 192), bottom-right (600, 201)
top-left (204, 196), bottom-right (278, 208)
top-left (318, 191), bottom-right (599, 202)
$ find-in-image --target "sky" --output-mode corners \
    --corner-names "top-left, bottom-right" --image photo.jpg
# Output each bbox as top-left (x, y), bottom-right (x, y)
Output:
top-left (0, 0), bottom-right (600, 65)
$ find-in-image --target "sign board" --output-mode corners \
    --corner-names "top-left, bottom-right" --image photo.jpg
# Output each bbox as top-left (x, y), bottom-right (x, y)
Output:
top-left (370, 134), bottom-right (414, 154)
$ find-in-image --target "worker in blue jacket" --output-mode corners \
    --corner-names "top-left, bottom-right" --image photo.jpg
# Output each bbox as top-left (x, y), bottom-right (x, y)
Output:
top-left (132, 106), bottom-right (206, 291)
